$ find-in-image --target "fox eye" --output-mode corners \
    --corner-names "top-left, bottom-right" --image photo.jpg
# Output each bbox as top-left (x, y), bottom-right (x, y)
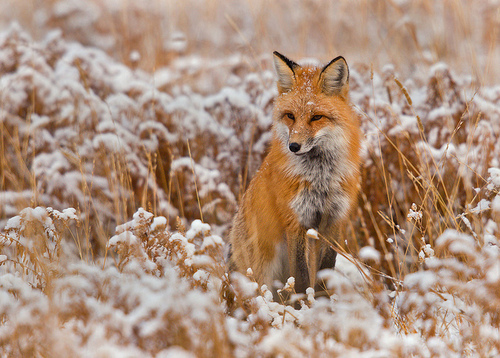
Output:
top-left (285, 113), bottom-right (295, 121)
top-left (311, 115), bottom-right (323, 122)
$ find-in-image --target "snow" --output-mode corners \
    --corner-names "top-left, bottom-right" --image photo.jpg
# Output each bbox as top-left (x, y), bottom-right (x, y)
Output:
top-left (0, 4), bottom-right (500, 356)
top-left (470, 199), bottom-right (491, 213)
top-left (108, 231), bottom-right (139, 247)
top-left (419, 243), bottom-right (435, 264)
top-left (404, 270), bottom-right (437, 291)
top-left (151, 216), bottom-right (167, 231)
top-left (201, 234), bottom-right (223, 249)
top-left (486, 261), bottom-right (500, 283)
top-left (330, 254), bottom-right (370, 289)
top-left (488, 168), bottom-right (500, 190)
top-left (435, 229), bottom-right (476, 256)
top-left (186, 219), bottom-right (211, 240)
top-left (492, 196), bottom-right (500, 213)
top-left (359, 246), bottom-right (381, 263)
top-left (407, 203), bottom-right (422, 221)
top-left (4, 215), bottom-right (22, 231)
top-left (306, 228), bottom-right (318, 239)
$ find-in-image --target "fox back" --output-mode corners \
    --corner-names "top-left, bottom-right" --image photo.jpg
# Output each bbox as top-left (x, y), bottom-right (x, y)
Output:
top-left (228, 52), bottom-right (361, 294)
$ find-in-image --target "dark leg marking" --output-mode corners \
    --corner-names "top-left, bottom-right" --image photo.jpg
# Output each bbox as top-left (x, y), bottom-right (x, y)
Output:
top-left (319, 246), bottom-right (337, 270)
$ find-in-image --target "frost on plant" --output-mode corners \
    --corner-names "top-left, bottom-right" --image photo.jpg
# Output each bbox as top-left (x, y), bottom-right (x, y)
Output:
top-left (1, 5), bottom-right (500, 357)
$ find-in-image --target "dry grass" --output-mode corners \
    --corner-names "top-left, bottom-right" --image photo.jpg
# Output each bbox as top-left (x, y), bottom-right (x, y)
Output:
top-left (1, 0), bottom-right (500, 356)
top-left (1, 0), bottom-right (498, 82)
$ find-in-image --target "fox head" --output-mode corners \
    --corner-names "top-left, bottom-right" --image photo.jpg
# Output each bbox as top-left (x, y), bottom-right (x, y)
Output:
top-left (272, 51), bottom-right (355, 157)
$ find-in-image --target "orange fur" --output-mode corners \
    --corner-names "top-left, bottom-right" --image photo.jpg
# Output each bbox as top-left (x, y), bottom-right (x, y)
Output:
top-left (228, 52), bottom-right (361, 293)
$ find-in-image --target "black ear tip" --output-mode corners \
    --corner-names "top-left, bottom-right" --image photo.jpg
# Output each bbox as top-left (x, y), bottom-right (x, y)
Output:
top-left (333, 55), bottom-right (348, 66)
top-left (273, 51), bottom-right (287, 61)
top-left (321, 55), bottom-right (349, 78)
top-left (273, 52), bottom-right (299, 70)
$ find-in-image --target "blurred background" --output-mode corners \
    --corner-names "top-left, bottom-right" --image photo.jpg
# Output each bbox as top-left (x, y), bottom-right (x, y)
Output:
top-left (1, 0), bottom-right (498, 83)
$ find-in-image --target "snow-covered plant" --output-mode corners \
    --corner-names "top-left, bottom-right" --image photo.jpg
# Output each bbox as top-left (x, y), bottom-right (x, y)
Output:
top-left (1, 2), bottom-right (500, 356)
top-left (1, 206), bottom-right (78, 289)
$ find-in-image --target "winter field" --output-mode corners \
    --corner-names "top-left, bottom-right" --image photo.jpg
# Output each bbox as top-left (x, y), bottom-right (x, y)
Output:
top-left (0, 0), bottom-right (500, 356)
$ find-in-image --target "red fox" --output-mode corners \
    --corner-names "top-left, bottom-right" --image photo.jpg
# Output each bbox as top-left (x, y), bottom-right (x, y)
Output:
top-left (228, 52), bottom-right (361, 294)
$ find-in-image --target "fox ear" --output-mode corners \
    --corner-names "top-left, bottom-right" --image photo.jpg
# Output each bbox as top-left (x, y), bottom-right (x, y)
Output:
top-left (273, 51), bottom-right (299, 94)
top-left (319, 56), bottom-right (349, 98)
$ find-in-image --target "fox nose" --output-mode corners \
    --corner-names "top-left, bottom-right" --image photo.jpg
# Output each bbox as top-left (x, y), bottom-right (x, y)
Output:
top-left (289, 142), bottom-right (301, 153)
